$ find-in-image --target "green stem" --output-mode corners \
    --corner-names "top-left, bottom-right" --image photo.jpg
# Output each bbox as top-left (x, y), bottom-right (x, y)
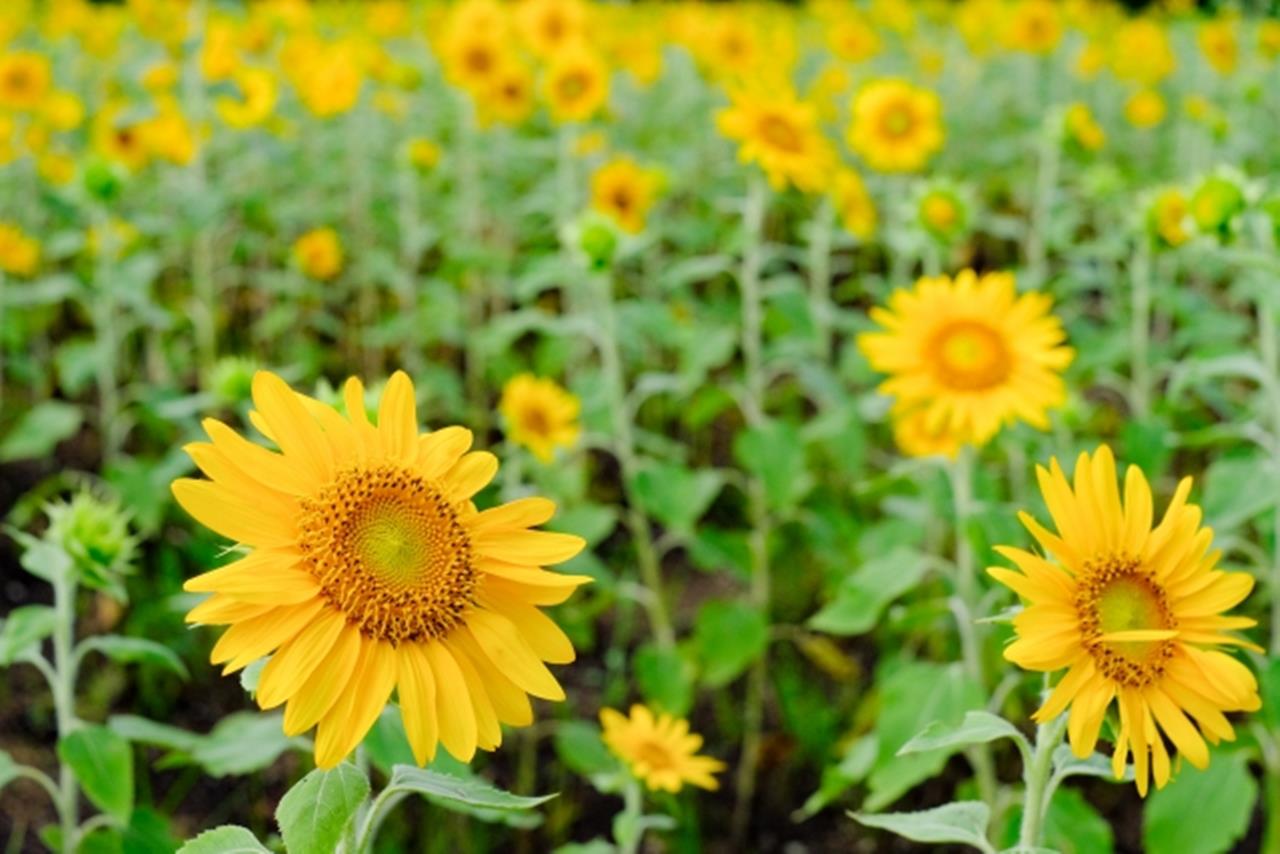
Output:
top-left (456, 100), bottom-right (488, 433)
top-left (1017, 713), bottom-right (1068, 850)
top-left (614, 778), bottom-right (645, 854)
top-left (732, 174), bottom-right (771, 843)
top-left (0, 270), bottom-right (6, 412)
top-left (1130, 239), bottom-right (1152, 420)
top-left (346, 106), bottom-right (377, 377)
top-left (1025, 113), bottom-right (1060, 290)
top-left (92, 211), bottom-right (123, 464)
top-left (1259, 294), bottom-right (1280, 657)
top-left (807, 196), bottom-right (834, 362)
top-left (51, 570), bottom-right (79, 854)
top-left (592, 272), bottom-right (675, 650)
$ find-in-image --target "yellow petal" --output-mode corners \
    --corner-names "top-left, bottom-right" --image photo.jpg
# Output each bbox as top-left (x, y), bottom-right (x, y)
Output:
top-left (377, 371), bottom-right (418, 462)
top-left (184, 549), bottom-right (317, 604)
top-left (251, 371), bottom-right (333, 483)
top-left (172, 479), bottom-right (298, 548)
top-left (466, 609), bottom-right (565, 701)
top-left (470, 497), bottom-right (557, 535)
top-left (257, 607), bottom-right (347, 709)
top-left (397, 642), bottom-right (439, 766)
top-left (283, 624), bottom-right (362, 736)
top-left (210, 598), bottom-right (325, 672)
top-left (440, 451), bottom-right (499, 501)
top-left (472, 529), bottom-right (585, 566)
top-left (314, 639), bottom-right (397, 769)
top-left (422, 640), bottom-right (477, 762)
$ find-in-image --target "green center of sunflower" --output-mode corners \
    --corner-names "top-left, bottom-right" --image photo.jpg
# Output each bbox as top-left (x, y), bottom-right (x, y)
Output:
top-left (298, 465), bottom-right (477, 644)
top-left (880, 104), bottom-right (915, 138)
top-left (928, 320), bottom-right (1012, 391)
top-left (1075, 554), bottom-right (1177, 687)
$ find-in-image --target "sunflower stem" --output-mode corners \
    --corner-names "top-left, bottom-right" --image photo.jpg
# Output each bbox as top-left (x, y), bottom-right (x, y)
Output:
top-left (51, 564), bottom-right (80, 854)
top-left (614, 777), bottom-right (645, 854)
top-left (1017, 712), bottom-right (1067, 850)
top-left (1260, 293), bottom-right (1280, 657)
top-left (732, 173), bottom-right (772, 844)
top-left (807, 195), bottom-right (835, 362)
top-left (1024, 97), bottom-right (1060, 292)
top-left (457, 95), bottom-right (488, 435)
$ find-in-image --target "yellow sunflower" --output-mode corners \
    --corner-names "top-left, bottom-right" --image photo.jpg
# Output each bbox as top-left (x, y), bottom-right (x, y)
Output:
top-left (831, 168), bottom-right (877, 240)
top-left (174, 371), bottom-right (590, 769)
top-left (600, 705), bottom-right (726, 792)
top-left (543, 46), bottom-right (609, 123)
top-left (857, 270), bottom-right (1073, 447)
top-left (0, 223), bottom-right (40, 277)
top-left (499, 374), bottom-right (581, 463)
top-left (516, 0), bottom-right (586, 59)
top-left (989, 446), bottom-right (1260, 796)
top-left (0, 51), bottom-right (51, 111)
top-left (891, 407), bottom-right (962, 460)
top-left (1064, 102), bottom-right (1105, 152)
top-left (477, 60), bottom-right (535, 127)
top-left (590, 157), bottom-right (661, 234)
top-left (847, 78), bottom-right (944, 174)
top-left (716, 90), bottom-right (834, 193)
top-left (1124, 89), bottom-right (1166, 129)
top-left (293, 228), bottom-right (343, 281)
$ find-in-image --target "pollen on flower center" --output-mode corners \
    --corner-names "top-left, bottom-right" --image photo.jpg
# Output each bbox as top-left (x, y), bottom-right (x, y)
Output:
top-left (927, 320), bottom-right (1012, 390)
top-left (635, 740), bottom-right (675, 772)
top-left (298, 464), bottom-right (478, 644)
top-left (759, 114), bottom-right (802, 153)
top-left (881, 105), bottom-right (914, 138)
top-left (1075, 554), bottom-right (1177, 687)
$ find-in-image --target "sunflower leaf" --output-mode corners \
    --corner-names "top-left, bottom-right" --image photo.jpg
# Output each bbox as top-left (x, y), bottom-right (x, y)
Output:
top-left (0, 605), bottom-right (58, 665)
top-left (57, 725), bottom-right (134, 824)
top-left (385, 765), bottom-right (556, 813)
top-left (77, 635), bottom-right (189, 679)
top-left (176, 825), bottom-right (270, 854)
top-left (897, 711), bottom-right (1029, 761)
top-left (1143, 751), bottom-right (1256, 854)
top-left (851, 802), bottom-right (994, 852)
top-left (276, 764), bottom-right (370, 854)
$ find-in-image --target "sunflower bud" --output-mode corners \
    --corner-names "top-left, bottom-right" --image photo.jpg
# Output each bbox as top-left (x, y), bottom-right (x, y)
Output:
top-left (564, 212), bottom-right (620, 272)
top-left (82, 158), bottom-right (125, 203)
top-left (45, 490), bottom-right (138, 598)
top-left (1189, 172), bottom-right (1246, 242)
top-left (204, 355), bottom-right (258, 406)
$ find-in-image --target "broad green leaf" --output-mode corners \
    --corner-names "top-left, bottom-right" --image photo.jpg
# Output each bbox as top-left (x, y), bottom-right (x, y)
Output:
top-left (77, 828), bottom-right (123, 854)
top-left (898, 711), bottom-right (1027, 758)
top-left (363, 707), bottom-right (416, 775)
top-left (121, 807), bottom-right (180, 854)
top-left (693, 600), bottom-right (768, 687)
top-left (1202, 454), bottom-right (1279, 532)
top-left (808, 548), bottom-right (929, 636)
top-left (107, 715), bottom-right (200, 754)
top-left (386, 765), bottom-right (556, 812)
top-left (0, 401), bottom-right (83, 462)
top-left (192, 712), bottom-right (297, 777)
top-left (176, 826), bottom-right (269, 854)
top-left (1144, 751), bottom-right (1256, 854)
top-left (633, 642), bottom-right (694, 715)
top-left (239, 658), bottom-right (265, 695)
top-left (276, 765), bottom-right (370, 854)
top-left (1051, 745), bottom-right (1129, 782)
top-left (800, 735), bottom-right (878, 818)
top-left (17, 538), bottom-right (74, 584)
top-left (853, 801), bottom-right (992, 850)
top-left (57, 725), bottom-right (134, 823)
top-left (78, 636), bottom-right (188, 679)
top-left (629, 461), bottom-right (723, 532)
top-left (0, 605), bottom-right (58, 665)
top-left (1042, 786), bottom-right (1113, 854)
top-left (553, 721), bottom-right (617, 777)
top-left (733, 421), bottom-right (812, 510)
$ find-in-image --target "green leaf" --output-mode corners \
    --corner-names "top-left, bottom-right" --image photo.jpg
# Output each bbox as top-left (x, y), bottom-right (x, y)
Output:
top-left (852, 801), bottom-right (992, 850)
top-left (1042, 786), bottom-right (1113, 854)
top-left (1260, 657), bottom-right (1280, 731)
top-left (57, 725), bottom-right (134, 824)
top-left (1201, 454), bottom-right (1279, 532)
top-left (808, 548), bottom-right (929, 636)
top-left (192, 712), bottom-right (297, 777)
top-left (629, 461), bottom-right (723, 532)
top-left (633, 642), bottom-right (694, 715)
top-left (121, 807), bottom-right (180, 854)
top-left (107, 715), bottom-right (200, 754)
top-left (0, 605), bottom-right (58, 665)
top-left (1051, 745), bottom-right (1127, 782)
top-left (276, 765), bottom-right (370, 854)
top-left (77, 828), bottom-right (123, 854)
top-left (78, 636), bottom-right (188, 679)
top-left (898, 711), bottom-right (1027, 758)
top-left (733, 420), bottom-right (812, 510)
top-left (0, 401), bottom-right (83, 462)
top-left (554, 721), bottom-right (617, 777)
top-left (386, 765), bottom-right (556, 812)
top-left (16, 537), bottom-right (74, 583)
top-left (1144, 751), bottom-right (1256, 854)
top-left (693, 600), bottom-right (768, 687)
top-left (0, 749), bottom-right (18, 791)
top-left (176, 826), bottom-right (269, 854)
top-left (363, 707), bottom-right (416, 776)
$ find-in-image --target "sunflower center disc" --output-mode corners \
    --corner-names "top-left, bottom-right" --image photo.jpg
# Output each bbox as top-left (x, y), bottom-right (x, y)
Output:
top-left (928, 320), bottom-right (1012, 391)
top-left (635, 740), bottom-right (675, 772)
top-left (299, 464), bottom-right (478, 644)
top-left (1075, 554), bottom-right (1177, 687)
top-left (759, 114), bottom-right (802, 153)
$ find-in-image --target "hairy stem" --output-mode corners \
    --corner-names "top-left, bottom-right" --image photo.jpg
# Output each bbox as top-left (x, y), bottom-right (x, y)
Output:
top-left (1017, 713), bottom-right (1068, 850)
top-left (51, 570), bottom-right (79, 853)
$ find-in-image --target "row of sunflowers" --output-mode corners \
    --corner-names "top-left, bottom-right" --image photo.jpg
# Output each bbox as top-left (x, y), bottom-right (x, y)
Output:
top-left (1, 0), bottom-right (1279, 852)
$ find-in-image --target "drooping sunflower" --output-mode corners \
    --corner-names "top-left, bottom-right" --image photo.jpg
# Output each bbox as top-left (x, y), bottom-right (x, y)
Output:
top-left (847, 78), bottom-right (944, 174)
top-left (600, 705), bottom-right (726, 792)
top-left (174, 371), bottom-right (590, 769)
top-left (989, 446), bottom-right (1260, 795)
top-left (716, 90), bottom-right (834, 193)
top-left (499, 374), bottom-right (582, 463)
top-left (590, 157), bottom-right (661, 234)
top-left (858, 270), bottom-right (1073, 448)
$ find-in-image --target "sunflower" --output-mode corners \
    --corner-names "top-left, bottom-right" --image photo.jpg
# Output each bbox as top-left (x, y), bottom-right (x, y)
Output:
top-left (93, 108), bottom-right (152, 172)
top-left (590, 157), bottom-right (661, 234)
top-left (831, 168), bottom-right (877, 240)
top-left (499, 374), bottom-right (581, 463)
top-left (716, 90), bottom-right (834, 193)
top-left (847, 78), bottom-right (944, 174)
top-left (857, 270), bottom-right (1074, 447)
top-left (216, 68), bottom-right (278, 129)
top-left (293, 228), bottom-right (343, 281)
top-left (989, 446), bottom-right (1260, 796)
top-left (516, 0), bottom-right (586, 59)
top-left (0, 51), bottom-right (51, 111)
top-left (1147, 188), bottom-right (1191, 248)
top-left (478, 60), bottom-right (535, 127)
top-left (174, 371), bottom-right (590, 769)
top-left (1002, 0), bottom-right (1062, 55)
top-left (1064, 102), bottom-right (1105, 152)
top-left (0, 223), bottom-right (40, 277)
top-left (600, 705), bottom-right (726, 792)
top-left (1198, 20), bottom-right (1238, 75)
top-left (1124, 89), bottom-right (1166, 129)
top-left (543, 46), bottom-right (609, 123)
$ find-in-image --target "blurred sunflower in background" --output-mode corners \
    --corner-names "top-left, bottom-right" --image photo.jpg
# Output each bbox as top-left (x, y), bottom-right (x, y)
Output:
top-left (858, 270), bottom-right (1074, 448)
top-left (293, 227), bottom-right (344, 281)
top-left (0, 50), bottom-right (51, 111)
top-left (601, 705), bottom-right (726, 792)
top-left (0, 222), bottom-right (40, 276)
top-left (831, 168), bottom-right (877, 240)
top-left (590, 156), bottom-right (661, 234)
top-left (990, 446), bottom-right (1260, 796)
top-left (717, 89), bottom-right (834, 192)
top-left (847, 78), bottom-right (944, 173)
top-left (174, 372), bottom-right (590, 768)
top-left (500, 374), bottom-right (582, 463)
top-left (543, 45), bottom-right (609, 123)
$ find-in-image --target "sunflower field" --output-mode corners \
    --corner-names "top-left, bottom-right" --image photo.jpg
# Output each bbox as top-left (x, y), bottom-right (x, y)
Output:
top-left (2, 0), bottom-right (1280, 851)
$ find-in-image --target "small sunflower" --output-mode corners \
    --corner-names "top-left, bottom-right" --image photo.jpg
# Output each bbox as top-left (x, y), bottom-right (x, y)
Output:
top-left (600, 705), bottom-right (726, 792)
top-left (590, 157), bottom-right (661, 234)
top-left (1124, 89), bottom-right (1166, 129)
top-left (847, 78), bottom-right (944, 173)
top-left (516, 0), bottom-right (586, 59)
top-left (858, 270), bottom-right (1073, 447)
top-left (1147, 188), bottom-right (1191, 249)
top-left (174, 371), bottom-right (590, 769)
top-left (0, 223), bottom-right (40, 277)
top-left (543, 47), bottom-right (609, 123)
top-left (990, 447), bottom-right (1261, 795)
top-left (831, 168), bottom-right (877, 240)
top-left (500, 374), bottom-right (581, 463)
top-left (716, 90), bottom-right (834, 193)
top-left (1063, 102), bottom-right (1105, 153)
top-left (293, 228), bottom-right (344, 281)
top-left (0, 51), bottom-right (51, 111)
top-left (891, 407), bottom-right (962, 460)
top-left (478, 60), bottom-right (535, 127)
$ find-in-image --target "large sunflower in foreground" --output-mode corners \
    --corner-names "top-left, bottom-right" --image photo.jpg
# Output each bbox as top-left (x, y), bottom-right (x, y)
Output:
top-left (600, 705), bottom-right (726, 792)
top-left (174, 371), bottom-right (590, 769)
top-left (990, 446), bottom-right (1260, 796)
top-left (857, 270), bottom-right (1073, 448)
